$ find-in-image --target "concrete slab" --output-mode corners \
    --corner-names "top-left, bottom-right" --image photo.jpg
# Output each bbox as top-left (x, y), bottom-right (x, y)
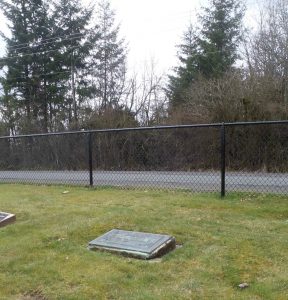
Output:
top-left (0, 212), bottom-right (16, 228)
top-left (88, 229), bottom-right (176, 259)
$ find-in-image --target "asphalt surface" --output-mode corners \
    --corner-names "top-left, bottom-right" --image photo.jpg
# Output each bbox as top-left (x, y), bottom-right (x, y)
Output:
top-left (0, 170), bottom-right (287, 193)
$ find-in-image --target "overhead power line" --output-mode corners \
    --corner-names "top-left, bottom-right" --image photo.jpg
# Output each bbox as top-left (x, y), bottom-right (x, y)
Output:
top-left (9, 34), bottom-right (88, 53)
top-left (0, 70), bottom-right (72, 83)
top-left (0, 45), bottom-right (81, 62)
top-left (6, 32), bottom-right (90, 51)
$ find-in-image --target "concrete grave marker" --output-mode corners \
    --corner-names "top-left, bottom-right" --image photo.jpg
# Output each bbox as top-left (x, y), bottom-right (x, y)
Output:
top-left (0, 212), bottom-right (16, 228)
top-left (88, 229), bottom-right (176, 259)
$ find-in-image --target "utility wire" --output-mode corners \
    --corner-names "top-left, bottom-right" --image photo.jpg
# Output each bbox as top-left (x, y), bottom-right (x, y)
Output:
top-left (0, 70), bottom-right (72, 83)
top-left (2, 50), bottom-right (88, 73)
top-left (8, 34), bottom-right (89, 53)
top-left (0, 45), bottom-right (81, 62)
top-left (1, 38), bottom-right (96, 62)
top-left (5, 31), bottom-right (90, 51)
top-left (0, 1), bottom-right (267, 55)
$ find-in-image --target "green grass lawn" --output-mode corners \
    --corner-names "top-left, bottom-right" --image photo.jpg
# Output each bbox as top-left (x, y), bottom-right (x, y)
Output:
top-left (0, 184), bottom-right (287, 300)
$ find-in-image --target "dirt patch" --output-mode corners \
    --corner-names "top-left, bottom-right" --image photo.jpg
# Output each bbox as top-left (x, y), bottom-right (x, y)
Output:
top-left (20, 289), bottom-right (48, 300)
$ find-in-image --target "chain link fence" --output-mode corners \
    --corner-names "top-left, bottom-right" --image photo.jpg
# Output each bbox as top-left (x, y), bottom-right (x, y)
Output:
top-left (0, 121), bottom-right (287, 195)
top-left (225, 123), bottom-right (288, 194)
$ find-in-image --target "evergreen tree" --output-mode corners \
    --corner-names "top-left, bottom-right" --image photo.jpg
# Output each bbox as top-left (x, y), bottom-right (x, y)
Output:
top-left (0, 0), bottom-right (94, 133)
top-left (167, 0), bottom-right (244, 108)
top-left (0, 0), bottom-right (52, 132)
top-left (199, 0), bottom-right (244, 78)
top-left (51, 0), bottom-right (94, 126)
top-left (91, 0), bottom-right (127, 111)
top-left (167, 24), bottom-right (200, 107)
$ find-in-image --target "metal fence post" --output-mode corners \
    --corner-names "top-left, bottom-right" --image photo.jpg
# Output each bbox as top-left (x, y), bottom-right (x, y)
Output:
top-left (221, 123), bottom-right (226, 197)
top-left (88, 132), bottom-right (93, 187)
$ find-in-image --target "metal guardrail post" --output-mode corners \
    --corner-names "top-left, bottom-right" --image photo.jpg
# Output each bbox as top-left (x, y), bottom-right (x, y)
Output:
top-left (88, 132), bottom-right (93, 187)
top-left (221, 123), bottom-right (226, 197)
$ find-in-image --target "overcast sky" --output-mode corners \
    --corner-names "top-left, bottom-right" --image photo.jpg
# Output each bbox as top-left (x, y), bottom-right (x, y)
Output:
top-left (108, 0), bottom-right (264, 74)
top-left (0, 0), bottom-right (265, 74)
top-left (108, 0), bottom-right (206, 73)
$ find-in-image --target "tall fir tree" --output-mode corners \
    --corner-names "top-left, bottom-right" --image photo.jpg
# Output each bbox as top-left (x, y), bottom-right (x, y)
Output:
top-left (0, 0), bottom-right (52, 132)
top-left (0, 0), bottom-right (94, 133)
top-left (198, 0), bottom-right (244, 78)
top-left (51, 0), bottom-right (93, 127)
top-left (167, 24), bottom-right (200, 107)
top-left (167, 0), bottom-right (244, 108)
top-left (91, 0), bottom-right (127, 111)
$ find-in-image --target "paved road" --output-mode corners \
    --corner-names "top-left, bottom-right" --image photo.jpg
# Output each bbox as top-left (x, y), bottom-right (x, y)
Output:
top-left (0, 170), bottom-right (287, 193)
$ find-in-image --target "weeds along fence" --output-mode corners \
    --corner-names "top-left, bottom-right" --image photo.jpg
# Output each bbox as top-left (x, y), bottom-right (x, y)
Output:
top-left (0, 121), bottom-right (287, 196)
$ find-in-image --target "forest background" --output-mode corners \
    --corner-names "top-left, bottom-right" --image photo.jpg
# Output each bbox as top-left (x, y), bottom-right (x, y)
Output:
top-left (0, 0), bottom-right (287, 172)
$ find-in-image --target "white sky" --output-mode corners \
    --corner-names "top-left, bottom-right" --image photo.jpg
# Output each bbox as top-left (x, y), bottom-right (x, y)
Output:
top-left (108, 0), bottom-right (205, 73)
top-left (0, 0), bottom-right (266, 74)
top-left (99, 0), bottom-right (265, 74)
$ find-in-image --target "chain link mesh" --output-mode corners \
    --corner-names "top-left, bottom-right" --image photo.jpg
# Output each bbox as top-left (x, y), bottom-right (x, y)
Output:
top-left (91, 127), bottom-right (219, 191)
top-left (0, 133), bottom-right (89, 185)
top-left (0, 123), bottom-right (287, 195)
top-left (225, 123), bottom-right (288, 194)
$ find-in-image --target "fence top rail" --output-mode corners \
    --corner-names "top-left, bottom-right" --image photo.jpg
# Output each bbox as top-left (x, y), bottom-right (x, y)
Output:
top-left (0, 120), bottom-right (287, 140)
